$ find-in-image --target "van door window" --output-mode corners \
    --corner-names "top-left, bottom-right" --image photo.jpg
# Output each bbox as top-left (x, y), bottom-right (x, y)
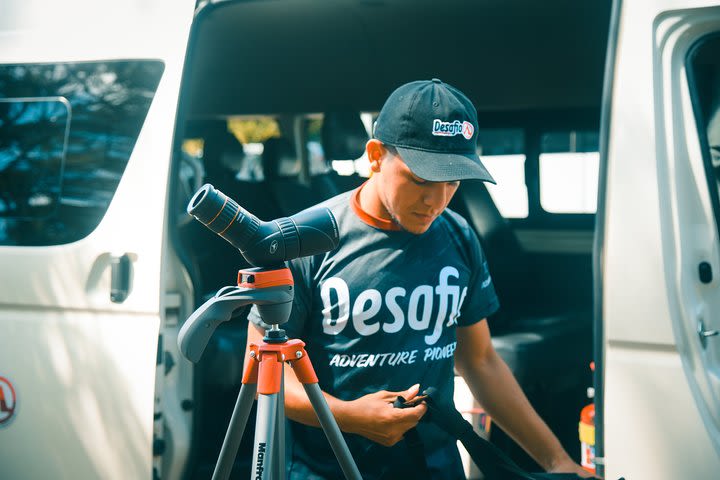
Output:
top-left (0, 61), bottom-right (164, 246)
top-left (477, 128), bottom-right (528, 218)
top-left (539, 130), bottom-right (599, 214)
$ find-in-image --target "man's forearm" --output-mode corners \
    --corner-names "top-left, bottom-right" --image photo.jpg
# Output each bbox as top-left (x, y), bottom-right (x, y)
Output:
top-left (280, 368), bottom-right (428, 447)
top-left (457, 349), bottom-right (572, 471)
top-left (245, 324), bottom-right (425, 447)
top-left (282, 370), bottom-right (353, 431)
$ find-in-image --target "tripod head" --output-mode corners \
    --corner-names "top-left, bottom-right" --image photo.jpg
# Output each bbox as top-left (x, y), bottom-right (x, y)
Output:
top-left (178, 185), bottom-right (340, 363)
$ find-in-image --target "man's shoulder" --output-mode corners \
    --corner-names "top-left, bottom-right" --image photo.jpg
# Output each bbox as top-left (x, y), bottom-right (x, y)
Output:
top-left (308, 189), bottom-right (354, 215)
top-left (440, 207), bottom-right (470, 227)
top-left (438, 207), bottom-right (475, 240)
top-left (434, 208), bottom-right (484, 267)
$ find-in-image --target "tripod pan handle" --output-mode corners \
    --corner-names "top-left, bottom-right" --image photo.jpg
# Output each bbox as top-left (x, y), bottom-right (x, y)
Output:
top-left (178, 294), bottom-right (250, 363)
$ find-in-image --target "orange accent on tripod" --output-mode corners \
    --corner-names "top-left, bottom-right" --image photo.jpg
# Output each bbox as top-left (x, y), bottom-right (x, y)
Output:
top-left (257, 354), bottom-right (283, 395)
top-left (243, 339), bottom-right (319, 394)
top-left (238, 268), bottom-right (294, 289)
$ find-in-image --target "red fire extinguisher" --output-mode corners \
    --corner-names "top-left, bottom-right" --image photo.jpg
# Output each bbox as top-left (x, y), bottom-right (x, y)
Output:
top-left (579, 362), bottom-right (596, 474)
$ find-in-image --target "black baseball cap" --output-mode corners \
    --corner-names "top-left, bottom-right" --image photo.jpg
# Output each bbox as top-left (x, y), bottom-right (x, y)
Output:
top-left (373, 79), bottom-right (495, 184)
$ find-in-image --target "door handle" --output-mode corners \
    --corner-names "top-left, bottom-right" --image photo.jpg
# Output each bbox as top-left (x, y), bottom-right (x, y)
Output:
top-left (697, 318), bottom-right (720, 349)
top-left (110, 253), bottom-right (133, 303)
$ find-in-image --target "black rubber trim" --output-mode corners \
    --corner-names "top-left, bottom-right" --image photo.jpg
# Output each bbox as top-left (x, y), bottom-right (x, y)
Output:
top-left (594, 0), bottom-right (623, 476)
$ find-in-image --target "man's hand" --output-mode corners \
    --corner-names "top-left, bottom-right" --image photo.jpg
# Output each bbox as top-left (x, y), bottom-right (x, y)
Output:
top-left (341, 384), bottom-right (427, 447)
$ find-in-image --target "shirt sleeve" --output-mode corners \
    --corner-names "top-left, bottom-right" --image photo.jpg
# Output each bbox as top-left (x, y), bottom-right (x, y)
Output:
top-left (247, 256), bottom-right (313, 338)
top-left (455, 226), bottom-right (500, 327)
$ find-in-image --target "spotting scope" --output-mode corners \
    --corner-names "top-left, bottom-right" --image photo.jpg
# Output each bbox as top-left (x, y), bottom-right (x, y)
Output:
top-left (187, 183), bottom-right (339, 267)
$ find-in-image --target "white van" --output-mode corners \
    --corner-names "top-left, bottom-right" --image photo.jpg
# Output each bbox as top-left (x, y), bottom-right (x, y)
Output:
top-left (0, 0), bottom-right (719, 479)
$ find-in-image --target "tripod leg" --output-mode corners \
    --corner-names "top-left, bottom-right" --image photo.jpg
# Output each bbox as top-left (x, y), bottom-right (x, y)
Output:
top-left (303, 383), bottom-right (362, 480)
top-left (251, 393), bottom-right (278, 480)
top-left (212, 382), bottom-right (258, 480)
top-left (271, 373), bottom-right (286, 480)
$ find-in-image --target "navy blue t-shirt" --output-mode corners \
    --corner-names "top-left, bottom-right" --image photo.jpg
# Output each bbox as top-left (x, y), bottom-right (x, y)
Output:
top-left (249, 188), bottom-right (499, 479)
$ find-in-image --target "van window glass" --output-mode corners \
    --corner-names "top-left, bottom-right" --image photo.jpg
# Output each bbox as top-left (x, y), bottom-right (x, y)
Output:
top-left (539, 130), bottom-right (599, 214)
top-left (178, 139), bottom-right (205, 204)
top-left (0, 61), bottom-right (164, 246)
top-left (226, 117), bottom-right (280, 182)
top-left (688, 35), bottom-right (720, 235)
top-left (0, 98), bottom-right (70, 220)
top-left (477, 128), bottom-right (528, 218)
top-left (307, 117), bottom-right (327, 176)
top-left (315, 112), bottom-right (373, 179)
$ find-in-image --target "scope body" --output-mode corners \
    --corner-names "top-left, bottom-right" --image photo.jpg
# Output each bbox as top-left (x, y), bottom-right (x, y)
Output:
top-left (187, 184), bottom-right (339, 267)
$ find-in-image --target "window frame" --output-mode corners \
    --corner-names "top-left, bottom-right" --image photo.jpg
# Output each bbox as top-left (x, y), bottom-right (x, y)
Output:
top-left (537, 130), bottom-right (600, 216)
top-left (0, 60), bottom-right (165, 246)
top-left (477, 126), bottom-right (528, 219)
top-left (477, 108), bottom-right (599, 230)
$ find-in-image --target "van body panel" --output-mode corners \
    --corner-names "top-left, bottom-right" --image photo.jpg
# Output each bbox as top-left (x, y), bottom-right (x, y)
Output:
top-left (1, 309), bottom-right (160, 479)
top-left (604, 0), bottom-right (675, 347)
top-left (604, 1), bottom-right (720, 478)
top-left (0, 1), bottom-right (195, 478)
top-left (605, 345), bottom-right (718, 479)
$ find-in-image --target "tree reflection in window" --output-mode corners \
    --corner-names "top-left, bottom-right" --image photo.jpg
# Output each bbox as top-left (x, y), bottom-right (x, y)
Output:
top-left (0, 61), bottom-right (164, 246)
top-left (0, 98), bottom-right (69, 220)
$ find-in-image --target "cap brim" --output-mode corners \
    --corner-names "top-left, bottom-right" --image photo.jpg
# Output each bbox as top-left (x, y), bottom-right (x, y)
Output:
top-left (395, 146), bottom-right (496, 184)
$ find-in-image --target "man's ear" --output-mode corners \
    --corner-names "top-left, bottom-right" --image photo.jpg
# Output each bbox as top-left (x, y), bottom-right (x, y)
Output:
top-left (366, 139), bottom-right (386, 173)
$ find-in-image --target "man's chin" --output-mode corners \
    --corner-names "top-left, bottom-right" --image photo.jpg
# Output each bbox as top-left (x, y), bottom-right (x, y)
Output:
top-left (396, 219), bottom-right (433, 235)
top-left (388, 211), bottom-right (435, 234)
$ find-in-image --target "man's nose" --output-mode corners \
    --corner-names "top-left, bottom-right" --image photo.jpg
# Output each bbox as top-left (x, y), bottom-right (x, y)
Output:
top-left (422, 183), bottom-right (449, 208)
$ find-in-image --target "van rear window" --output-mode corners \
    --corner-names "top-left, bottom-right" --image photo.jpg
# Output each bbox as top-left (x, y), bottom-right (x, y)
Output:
top-left (539, 131), bottom-right (599, 214)
top-left (477, 128), bottom-right (528, 218)
top-left (0, 61), bottom-right (164, 246)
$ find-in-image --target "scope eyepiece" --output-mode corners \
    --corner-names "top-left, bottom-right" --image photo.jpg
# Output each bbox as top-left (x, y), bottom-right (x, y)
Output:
top-left (187, 184), bottom-right (339, 267)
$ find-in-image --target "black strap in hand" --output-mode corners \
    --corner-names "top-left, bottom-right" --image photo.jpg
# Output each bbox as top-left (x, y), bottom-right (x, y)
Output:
top-left (391, 395), bottom-right (431, 478)
top-left (420, 387), bottom-right (592, 480)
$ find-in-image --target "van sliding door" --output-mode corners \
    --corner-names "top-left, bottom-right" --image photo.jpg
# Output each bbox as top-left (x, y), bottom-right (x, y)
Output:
top-left (0, 1), bottom-right (195, 479)
top-left (603, 3), bottom-right (720, 479)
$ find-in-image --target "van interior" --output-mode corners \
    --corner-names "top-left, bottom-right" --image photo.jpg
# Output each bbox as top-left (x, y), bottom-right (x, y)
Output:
top-left (171, 0), bottom-right (612, 477)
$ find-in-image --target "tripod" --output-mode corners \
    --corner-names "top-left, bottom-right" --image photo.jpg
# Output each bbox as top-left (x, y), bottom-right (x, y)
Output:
top-left (178, 266), bottom-right (362, 480)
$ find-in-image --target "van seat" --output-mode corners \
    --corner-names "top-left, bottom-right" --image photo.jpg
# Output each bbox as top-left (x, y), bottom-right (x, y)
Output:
top-left (319, 110), bottom-right (368, 193)
top-left (201, 128), bottom-right (284, 221)
top-left (262, 137), bottom-right (337, 215)
top-left (490, 311), bottom-right (591, 387)
top-left (180, 122), bottom-right (255, 294)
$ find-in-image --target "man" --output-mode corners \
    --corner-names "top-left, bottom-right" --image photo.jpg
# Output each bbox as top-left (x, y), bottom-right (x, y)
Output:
top-left (247, 79), bottom-right (591, 479)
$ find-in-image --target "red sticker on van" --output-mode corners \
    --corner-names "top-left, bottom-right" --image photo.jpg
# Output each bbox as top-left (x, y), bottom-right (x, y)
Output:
top-left (0, 376), bottom-right (17, 425)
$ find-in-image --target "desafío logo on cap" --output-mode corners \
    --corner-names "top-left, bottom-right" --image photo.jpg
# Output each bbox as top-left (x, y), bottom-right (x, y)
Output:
top-left (432, 119), bottom-right (474, 140)
top-left (0, 376), bottom-right (17, 426)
